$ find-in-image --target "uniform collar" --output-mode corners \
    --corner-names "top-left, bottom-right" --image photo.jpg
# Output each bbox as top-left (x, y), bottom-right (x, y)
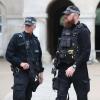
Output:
top-left (71, 21), bottom-right (80, 29)
top-left (23, 31), bottom-right (37, 39)
top-left (75, 21), bottom-right (80, 26)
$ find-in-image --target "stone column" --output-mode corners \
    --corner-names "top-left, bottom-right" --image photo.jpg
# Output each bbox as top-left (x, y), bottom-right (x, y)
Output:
top-left (80, 14), bottom-right (98, 63)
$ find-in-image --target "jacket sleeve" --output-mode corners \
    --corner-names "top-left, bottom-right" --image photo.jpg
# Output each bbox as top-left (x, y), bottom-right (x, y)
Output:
top-left (5, 34), bottom-right (21, 66)
top-left (37, 39), bottom-right (44, 72)
top-left (39, 46), bottom-right (44, 72)
top-left (75, 28), bottom-right (91, 67)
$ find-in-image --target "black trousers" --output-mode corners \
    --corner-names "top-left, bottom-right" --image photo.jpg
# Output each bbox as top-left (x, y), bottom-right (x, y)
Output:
top-left (13, 70), bottom-right (32, 100)
top-left (56, 70), bottom-right (90, 100)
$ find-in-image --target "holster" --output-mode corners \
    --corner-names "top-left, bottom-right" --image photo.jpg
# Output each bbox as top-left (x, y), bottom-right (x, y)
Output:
top-left (28, 64), bottom-right (40, 92)
top-left (31, 79), bottom-right (40, 92)
top-left (52, 77), bottom-right (60, 90)
top-left (10, 65), bottom-right (20, 73)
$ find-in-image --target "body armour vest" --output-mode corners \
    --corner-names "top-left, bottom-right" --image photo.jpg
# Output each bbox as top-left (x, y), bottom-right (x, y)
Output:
top-left (56, 24), bottom-right (81, 66)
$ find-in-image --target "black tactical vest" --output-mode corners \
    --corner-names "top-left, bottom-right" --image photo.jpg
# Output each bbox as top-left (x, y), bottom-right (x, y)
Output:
top-left (16, 32), bottom-right (41, 63)
top-left (56, 24), bottom-right (80, 65)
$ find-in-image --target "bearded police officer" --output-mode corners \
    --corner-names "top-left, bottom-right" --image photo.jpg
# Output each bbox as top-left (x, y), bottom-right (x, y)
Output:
top-left (6, 17), bottom-right (44, 100)
top-left (54, 6), bottom-right (91, 100)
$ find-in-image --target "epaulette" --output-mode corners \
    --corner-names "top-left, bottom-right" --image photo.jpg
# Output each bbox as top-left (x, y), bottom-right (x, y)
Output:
top-left (14, 33), bottom-right (23, 37)
top-left (17, 33), bottom-right (23, 38)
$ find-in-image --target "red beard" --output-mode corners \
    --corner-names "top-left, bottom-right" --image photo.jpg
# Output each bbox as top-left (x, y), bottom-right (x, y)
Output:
top-left (64, 19), bottom-right (75, 28)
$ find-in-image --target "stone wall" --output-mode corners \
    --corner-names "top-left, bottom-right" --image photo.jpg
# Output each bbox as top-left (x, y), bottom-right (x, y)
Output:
top-left (0, 0), bottom-right (24, 56)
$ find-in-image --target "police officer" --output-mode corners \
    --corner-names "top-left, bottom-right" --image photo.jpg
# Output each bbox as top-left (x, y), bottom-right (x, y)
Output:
top-left (55, 6), bottom-right (91, 100)
top-left (6, 17), bottom-right (44, 100)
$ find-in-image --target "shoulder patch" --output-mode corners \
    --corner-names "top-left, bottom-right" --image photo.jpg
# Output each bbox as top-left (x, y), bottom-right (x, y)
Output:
top-left (15, 33), bottom-right (23, 38)
top-left (18, 34), bottom-right (23, 38)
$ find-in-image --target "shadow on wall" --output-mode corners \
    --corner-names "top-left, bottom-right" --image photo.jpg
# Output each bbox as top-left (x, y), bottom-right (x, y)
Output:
top-left (47, 0), bottom-right (74, 58)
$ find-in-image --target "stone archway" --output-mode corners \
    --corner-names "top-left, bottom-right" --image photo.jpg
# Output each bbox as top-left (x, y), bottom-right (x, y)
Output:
top-left (47, 0), bottom-right (74, 58)
top-left (95, 2), bottom-right (100, 60)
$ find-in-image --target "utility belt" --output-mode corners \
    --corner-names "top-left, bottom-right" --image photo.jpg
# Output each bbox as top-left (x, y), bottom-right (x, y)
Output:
top-left (10, 62), bottom-right (40, 73)
top-left (10, 65), bottom-right (21, 73)
top-left (54, 48), bottom-right (75, 69)
top-left (11, 64), bottom-right (40, 92)
top-left (58, 49), bottom-right (74, 63)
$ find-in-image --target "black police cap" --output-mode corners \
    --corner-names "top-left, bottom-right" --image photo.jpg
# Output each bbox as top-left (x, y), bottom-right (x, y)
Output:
top-left (63, 6), bottom-right (80, 15)
top-left (24, 17), bottom-right (37, 25)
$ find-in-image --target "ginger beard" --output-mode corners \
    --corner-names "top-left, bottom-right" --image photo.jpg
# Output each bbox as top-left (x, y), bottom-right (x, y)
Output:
top-left (63, 14), bottom-right (75, 28)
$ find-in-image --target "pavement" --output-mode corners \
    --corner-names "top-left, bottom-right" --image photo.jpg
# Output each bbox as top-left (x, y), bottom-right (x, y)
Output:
top-left (0, 58), bottom-right (100, 100)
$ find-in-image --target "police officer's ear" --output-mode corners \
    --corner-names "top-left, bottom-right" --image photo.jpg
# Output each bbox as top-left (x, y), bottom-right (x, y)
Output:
top-left (32, 24), bottom-right (36, 29)
top-left (74, 13), bottom-right (79, 20)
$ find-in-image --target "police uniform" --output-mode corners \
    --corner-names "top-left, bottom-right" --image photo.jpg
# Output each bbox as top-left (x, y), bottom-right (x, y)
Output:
top-left (6, 17), bottom-right (44, 100)
top-left (55, 6), bottom-right (91, 100)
